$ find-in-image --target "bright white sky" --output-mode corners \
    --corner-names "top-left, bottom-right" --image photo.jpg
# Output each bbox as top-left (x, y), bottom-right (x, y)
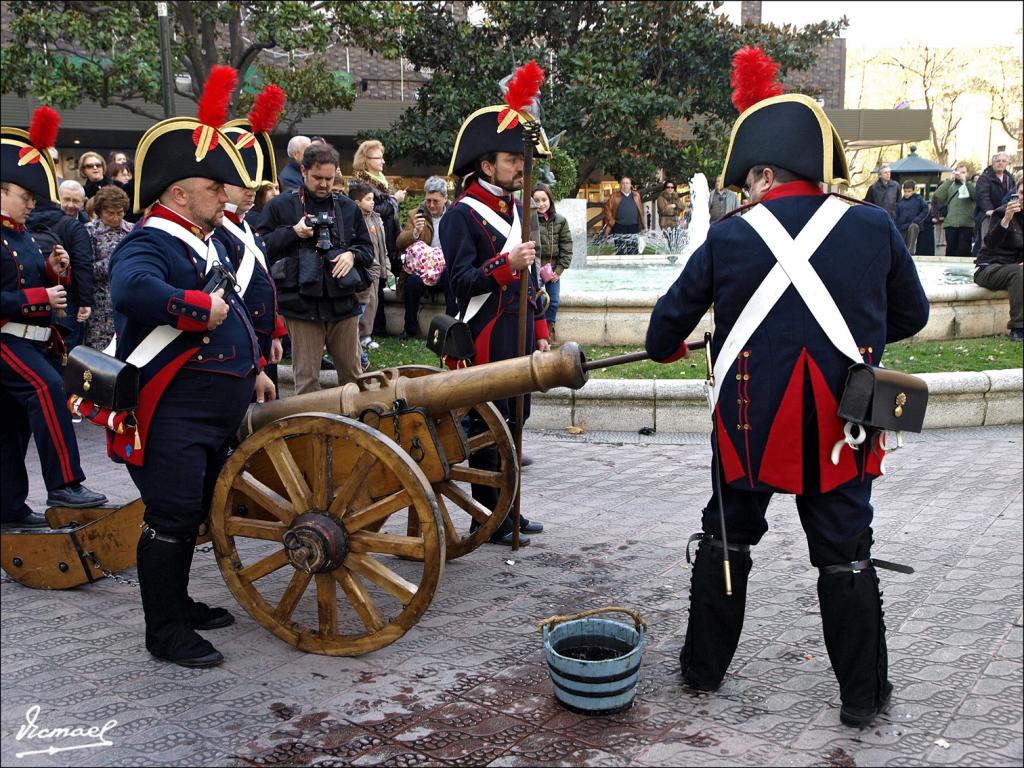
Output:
top-left (718, 1), bottom-right (1023, 49)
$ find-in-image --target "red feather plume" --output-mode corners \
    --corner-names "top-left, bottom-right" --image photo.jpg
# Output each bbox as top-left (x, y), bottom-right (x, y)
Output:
top-left (248, 84), bottom-right (286, 134)
top-left (504, 60), bottom-right (545, 114)
top-left (730, 46), bottom-right (783, 113)
top-left (29, 106), bottom-right (60, 150)
top-left (197, 65), bottom-right (238, 128)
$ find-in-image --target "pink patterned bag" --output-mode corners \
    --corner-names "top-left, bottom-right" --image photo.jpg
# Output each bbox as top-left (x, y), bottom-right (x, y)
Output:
top-left (402, 240), bottom-right (446, 286)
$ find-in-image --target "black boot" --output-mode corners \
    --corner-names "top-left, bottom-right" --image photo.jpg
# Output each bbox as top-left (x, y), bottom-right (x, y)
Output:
top-left (679, 533), bottom-right (752, 691)
top-left (183, 534), bottom-right (235, 630)
top-left (812, 528), bottom-right (893, 727)
top-left (136, 531), bottom-right (224, 667)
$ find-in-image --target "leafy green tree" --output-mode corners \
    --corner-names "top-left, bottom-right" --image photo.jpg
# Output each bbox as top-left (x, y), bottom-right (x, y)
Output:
top-left (378, 1), bottom-right (845, 195)
top-left (1, 1), bottom-right (414, 130)
top-left (543, 146), bottom-right (579, 201)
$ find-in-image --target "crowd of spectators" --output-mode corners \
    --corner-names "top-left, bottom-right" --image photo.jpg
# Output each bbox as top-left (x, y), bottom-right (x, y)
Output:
top-left (32, 137), bottom-right (1021, 393)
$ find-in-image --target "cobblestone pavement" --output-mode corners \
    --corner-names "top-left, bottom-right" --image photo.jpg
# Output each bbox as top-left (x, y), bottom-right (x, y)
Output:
top-left (2, 422), bottom-right (1022, 766)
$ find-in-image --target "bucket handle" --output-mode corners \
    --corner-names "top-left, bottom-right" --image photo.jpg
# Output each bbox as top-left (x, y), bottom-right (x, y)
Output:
top-left (538, 606), bottom-right (648, 637)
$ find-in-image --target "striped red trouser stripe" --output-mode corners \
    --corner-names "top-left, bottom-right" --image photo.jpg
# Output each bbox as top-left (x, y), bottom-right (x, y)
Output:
top-left (1, 344), bottom-right (75, 483)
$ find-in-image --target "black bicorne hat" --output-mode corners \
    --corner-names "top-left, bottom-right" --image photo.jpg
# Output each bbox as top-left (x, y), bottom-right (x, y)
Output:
top-left (133, 66), bottom-right (255, 212)
top-left (221, 123), bottom-right (268, 186)
top-left (223, 84), bottom-right (286, 186)
top-left (1, 106), bottom-right (61, 203)
top-left (720, 94), bottom-right (850, 190)
top-left (448, 61), bottom-right (551, 178)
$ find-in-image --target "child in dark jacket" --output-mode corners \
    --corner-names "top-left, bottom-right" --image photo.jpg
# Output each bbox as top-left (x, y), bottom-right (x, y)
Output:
top-left (894, 180), bottom-right (930, 254)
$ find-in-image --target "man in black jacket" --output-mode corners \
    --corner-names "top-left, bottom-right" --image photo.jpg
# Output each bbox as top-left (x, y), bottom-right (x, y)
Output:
top-left (863, 163), bottom-right (899, 221)
top-left (973, 152), bottom-right (1014, 257)
top-left (26, 194), bottom-right (94, 353)
top-left (258, 142), bottom-right (374, 392)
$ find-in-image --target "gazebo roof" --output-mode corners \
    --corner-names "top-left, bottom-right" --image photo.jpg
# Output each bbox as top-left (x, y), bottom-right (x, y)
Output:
top-left (880, 146), bottom-right (953, 175)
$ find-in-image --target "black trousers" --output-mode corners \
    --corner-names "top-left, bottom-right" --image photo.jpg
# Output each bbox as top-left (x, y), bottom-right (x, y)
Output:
top-left (701, 471), bottom-right (875, 547)
top-left (403, 270), bottom-right (454, 336)
top-left (465, 393), bottom-right (531, 538)
top-left (611, 224), bottom-right (641, 255)
top-left (372, 278), bottom-right (389, 336)
top-left (1, 336), bottom-right (84, 520)
top-left (127, 369), bottom-right (254, 536)
top-left (944, 226), bottom-right (973, 257)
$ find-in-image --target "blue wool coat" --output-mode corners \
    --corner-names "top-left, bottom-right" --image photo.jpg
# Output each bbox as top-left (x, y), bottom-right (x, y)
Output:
top-left (646, 188), bottom-right (930, 495)
top-left (108, 208), bottom-right (261, 465)
top-left (213, 212), bottom-right (281, 362)
top-left (439, 180), bottom-right (548, 367)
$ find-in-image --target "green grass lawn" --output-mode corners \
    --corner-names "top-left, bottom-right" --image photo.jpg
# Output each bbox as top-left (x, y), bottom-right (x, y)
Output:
top-left (344, 336), bottom-right (1022, 379)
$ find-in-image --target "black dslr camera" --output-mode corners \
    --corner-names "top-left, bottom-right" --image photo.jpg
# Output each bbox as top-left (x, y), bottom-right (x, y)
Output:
top-left (305, 211), bottom-right (335, 251)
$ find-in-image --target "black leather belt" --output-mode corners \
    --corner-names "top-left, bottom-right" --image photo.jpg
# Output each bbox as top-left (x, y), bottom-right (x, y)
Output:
top-left (686, 532), bottom-right (751, 565)
top-left (820, 557), bottom-right (915, 575)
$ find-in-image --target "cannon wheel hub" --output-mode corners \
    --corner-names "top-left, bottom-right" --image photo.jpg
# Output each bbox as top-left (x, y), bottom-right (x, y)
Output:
top-left (283, 512), bottom-right (348, 573)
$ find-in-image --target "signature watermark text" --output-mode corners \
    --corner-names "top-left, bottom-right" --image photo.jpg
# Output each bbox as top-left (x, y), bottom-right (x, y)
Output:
top-left (14, 704), bottom-right (117, 758)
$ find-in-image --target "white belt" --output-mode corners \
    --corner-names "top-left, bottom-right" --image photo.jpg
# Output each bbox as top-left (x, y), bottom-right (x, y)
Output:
top-left (456, 197), bottom-right (522, 323)
top-left (1, 322), bottom-right (52, 342)
top-left (710, 196), bottom-right (855, 408)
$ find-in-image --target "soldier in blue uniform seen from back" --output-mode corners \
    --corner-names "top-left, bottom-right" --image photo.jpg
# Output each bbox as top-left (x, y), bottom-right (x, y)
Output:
top-left (646, 48), bottom-right (930, 728)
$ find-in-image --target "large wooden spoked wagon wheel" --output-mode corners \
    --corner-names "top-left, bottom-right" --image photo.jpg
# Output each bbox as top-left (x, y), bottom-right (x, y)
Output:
top-left (208, 413), bottom-right (444, 656)
top-left (366, 365), bottom-right (518, 560)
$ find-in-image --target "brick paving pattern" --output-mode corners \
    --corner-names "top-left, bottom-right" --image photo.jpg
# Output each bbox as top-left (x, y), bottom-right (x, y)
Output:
top-left (2, 422), bottom-right (1021, 766)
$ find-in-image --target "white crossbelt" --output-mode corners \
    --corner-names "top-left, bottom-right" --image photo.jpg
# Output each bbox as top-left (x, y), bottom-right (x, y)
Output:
top-left (220, 217), bottom-right (265, 295)
top-left (1, 322), bottom-right (51, 342)
top-left (710, 196), bottom-right (861, 408)
top-left (457, 197), bottom-right (522, 323)
top-left (118, 217), bottom-right (224, 368)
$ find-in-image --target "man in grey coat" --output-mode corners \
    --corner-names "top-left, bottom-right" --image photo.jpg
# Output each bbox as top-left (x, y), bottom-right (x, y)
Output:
top-left (864, 163), bottom-right (900, 221)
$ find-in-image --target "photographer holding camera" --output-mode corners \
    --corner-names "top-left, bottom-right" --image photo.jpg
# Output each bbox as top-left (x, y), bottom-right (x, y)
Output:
top-left (259, 142), bottom-right (374, 393)
top-left (933, 163), bottom-right (976, 257)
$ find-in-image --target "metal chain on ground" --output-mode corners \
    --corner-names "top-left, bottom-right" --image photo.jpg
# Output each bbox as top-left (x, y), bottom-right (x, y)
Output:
top-left (85, 551), bottom-right (140, 588)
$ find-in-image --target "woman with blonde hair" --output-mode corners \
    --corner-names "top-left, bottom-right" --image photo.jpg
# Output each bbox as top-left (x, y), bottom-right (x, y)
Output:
top-left (78, 151), bottom-right (111, 199)
top-left (351, 139), bottom-right (405, 339)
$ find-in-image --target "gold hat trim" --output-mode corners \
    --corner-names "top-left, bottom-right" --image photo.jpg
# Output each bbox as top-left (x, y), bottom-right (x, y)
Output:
top-left (133, 117), bottom-right (256, 213)
top-left (224, 118), bottom-right (277, 186)
top-left (1, 129), bottom-right (60, 204)
top-left (447, 105), bottom-right (552, 177)
top-left (719, 93), bottom-right (851, 191)
top-left (222, 123), bottom-right (266, 186)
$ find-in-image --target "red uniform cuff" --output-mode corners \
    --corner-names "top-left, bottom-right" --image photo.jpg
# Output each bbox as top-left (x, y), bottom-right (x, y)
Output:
top-left (272, 315), bottom-right (288, 338)
top-left (43, 260), bottom-right (68, 285)
top-left (483, 254), bottom-right (517, 286)
top-left (20, 287), bottom-right (53, 317)
top-left (170, 290), bottom-right (212, 332)
top-left (656, 341), bottom-right (689, 364)
top-left (534, 317), bottom-right (550, 341)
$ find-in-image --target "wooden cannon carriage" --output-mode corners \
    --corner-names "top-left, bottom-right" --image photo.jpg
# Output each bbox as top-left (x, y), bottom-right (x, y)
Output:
top-left (1, 342), bottom-right (591, 656)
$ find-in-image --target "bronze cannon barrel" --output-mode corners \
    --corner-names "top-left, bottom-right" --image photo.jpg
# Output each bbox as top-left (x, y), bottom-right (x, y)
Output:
top-left (240, 341), bottom-right (589, 440)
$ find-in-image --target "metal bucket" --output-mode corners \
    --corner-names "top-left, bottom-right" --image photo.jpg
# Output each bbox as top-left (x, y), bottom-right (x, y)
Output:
top-left (539, 607), bottom-right (647, 716)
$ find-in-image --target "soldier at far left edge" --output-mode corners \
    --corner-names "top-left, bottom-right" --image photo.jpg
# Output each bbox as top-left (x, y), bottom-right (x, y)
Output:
top-left (1, 106), bottom-right (108, 530)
